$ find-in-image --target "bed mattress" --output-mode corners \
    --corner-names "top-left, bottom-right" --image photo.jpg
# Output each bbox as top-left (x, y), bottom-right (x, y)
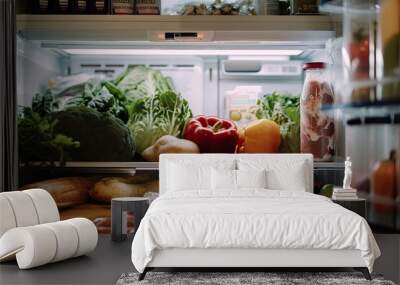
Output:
top-left (131, 190), bottom-right (380, 273)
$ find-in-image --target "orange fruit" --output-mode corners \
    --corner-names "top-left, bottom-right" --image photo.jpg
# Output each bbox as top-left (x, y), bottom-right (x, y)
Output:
top-left (244, 119), bottom-right (281, 153)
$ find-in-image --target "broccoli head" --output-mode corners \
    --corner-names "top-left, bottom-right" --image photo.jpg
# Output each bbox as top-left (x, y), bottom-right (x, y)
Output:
top-left (53, 107), bottom-right (135, 161)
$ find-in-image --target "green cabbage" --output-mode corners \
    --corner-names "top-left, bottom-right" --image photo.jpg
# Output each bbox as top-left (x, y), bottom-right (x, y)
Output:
top-left (116, 66), bottom-right (175, 101)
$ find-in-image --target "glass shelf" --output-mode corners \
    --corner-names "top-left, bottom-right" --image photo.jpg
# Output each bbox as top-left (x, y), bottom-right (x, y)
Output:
top-left (321, 100), bottom-right (400, 116)
top-left (319, 0), bottom-right (379, 16)
top-left (20, 160), bottom-right (343, 171)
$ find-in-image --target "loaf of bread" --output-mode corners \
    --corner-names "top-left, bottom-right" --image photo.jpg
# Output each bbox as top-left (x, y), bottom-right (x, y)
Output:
top-left (89, 177), bottom-right (159, 203)
top-left (19, 177), bottom-right (98, 209)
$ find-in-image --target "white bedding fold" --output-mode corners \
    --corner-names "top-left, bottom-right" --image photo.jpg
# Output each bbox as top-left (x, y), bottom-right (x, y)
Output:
top-left (131, 191), bottom-right (380, 273)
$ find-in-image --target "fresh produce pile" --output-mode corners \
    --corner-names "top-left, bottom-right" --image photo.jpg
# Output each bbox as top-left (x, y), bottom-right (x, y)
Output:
top-left (255, 92), bottom-right (301, 153)
top-left (18, 66), bottom-right (186, 164)
top-left (19, 62), bottom-right (303, 165)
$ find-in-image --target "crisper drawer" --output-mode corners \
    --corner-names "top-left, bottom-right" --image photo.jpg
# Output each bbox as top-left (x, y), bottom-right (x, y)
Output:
top-left (19, 161), bottom-right (344, 234)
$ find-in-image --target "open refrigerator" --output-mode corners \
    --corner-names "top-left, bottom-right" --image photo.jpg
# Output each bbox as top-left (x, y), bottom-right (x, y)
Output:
top-left (1, 0), bottom-right (399, 234)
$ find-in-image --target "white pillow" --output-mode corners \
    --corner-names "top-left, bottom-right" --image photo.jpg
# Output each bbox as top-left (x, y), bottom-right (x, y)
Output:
top-left (236, 169), bottom-right (267, 189)
top-left (266, 163), bottom-right (306, 191)
top-left (167, 163), bottom-right (211, 192)
top-left (237, 158), bottom-right (308, 192)
top-left (166, 159), bottom-right (236, 193)
top-left (211, 168), bottom-right (236, 190)
top-left (211, 169), bottom-right (268, 191)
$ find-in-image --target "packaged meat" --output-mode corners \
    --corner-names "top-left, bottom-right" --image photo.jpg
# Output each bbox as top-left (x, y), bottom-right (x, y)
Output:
top-left (300, 62), bottom-right (335, 161)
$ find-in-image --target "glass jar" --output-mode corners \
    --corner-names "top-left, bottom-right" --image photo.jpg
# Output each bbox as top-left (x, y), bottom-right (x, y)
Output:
top-left (300, 62), bottom-right (335, 161)
top-left (112, 0), bottom-right (134, 14)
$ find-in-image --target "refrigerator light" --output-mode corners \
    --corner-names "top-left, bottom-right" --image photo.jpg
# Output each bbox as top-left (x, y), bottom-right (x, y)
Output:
top-left (227, 55), bottom-right (290, 61)
top-left (63, 49), bottom-right (303, 56)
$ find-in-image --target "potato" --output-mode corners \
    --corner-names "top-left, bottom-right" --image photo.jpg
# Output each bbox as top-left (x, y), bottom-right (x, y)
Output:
top-left (141, 135), bottom-right (199, 162)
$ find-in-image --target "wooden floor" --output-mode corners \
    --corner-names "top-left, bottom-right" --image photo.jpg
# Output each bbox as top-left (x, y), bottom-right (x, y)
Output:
top-left (0, 235), bottom-right (134, 285)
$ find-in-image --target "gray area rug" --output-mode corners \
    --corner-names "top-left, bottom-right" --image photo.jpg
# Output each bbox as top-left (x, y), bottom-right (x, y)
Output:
top-left (116, 272), bottom-right (396, 285)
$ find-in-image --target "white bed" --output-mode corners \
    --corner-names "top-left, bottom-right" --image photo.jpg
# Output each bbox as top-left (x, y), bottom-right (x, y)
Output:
top-left (131, 154), bottom-right (380, 280)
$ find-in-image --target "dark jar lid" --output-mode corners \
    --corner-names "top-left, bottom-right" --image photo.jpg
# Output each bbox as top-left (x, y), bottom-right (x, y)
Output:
top-left (303, 62), bottom-right (326, 70)
top-left (364, 115), bottom-right (392, 124)
top-left (347, 117), bottom-right (362, 125)
top-left (394, 113), bottom-right (400, 124)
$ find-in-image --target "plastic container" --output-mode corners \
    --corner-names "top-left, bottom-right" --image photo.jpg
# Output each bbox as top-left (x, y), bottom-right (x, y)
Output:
top-left (362, 115), bottom-right (397, 229)
top-left (300, 62), bottom-right (335, 161)
top-left (290, 0), bottom-right (319, 15)
top-left (263, 0), bottom-right (280, 15)
top-left (161, 0), bottom-right (259, 16)
top-left (325, 0), bottom-right (400, 104)
top-left (394, 114), bottom-right (400, 231)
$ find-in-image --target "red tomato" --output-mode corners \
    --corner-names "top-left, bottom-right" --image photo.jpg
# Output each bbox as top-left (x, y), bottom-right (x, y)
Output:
top-left (349, 36), bottom-right (369, 70)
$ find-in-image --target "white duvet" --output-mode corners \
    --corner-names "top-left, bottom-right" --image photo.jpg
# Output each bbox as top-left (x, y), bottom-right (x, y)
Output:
top-left (131, 190), bottom-right (380, 273)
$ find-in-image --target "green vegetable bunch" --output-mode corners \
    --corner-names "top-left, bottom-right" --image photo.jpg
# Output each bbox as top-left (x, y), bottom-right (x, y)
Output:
top-left (31, 90), bottom-right (59, 117)
top-left (128, 91), bottom-right (192, 154)
top-left (256, 92), bottom-right (300, 153)
top-left (116, 66), bottom-right (175, 101)
top-left (18, 108), bottom-right (80, 165)
top-left (65, 79), bottom-right (129, 123)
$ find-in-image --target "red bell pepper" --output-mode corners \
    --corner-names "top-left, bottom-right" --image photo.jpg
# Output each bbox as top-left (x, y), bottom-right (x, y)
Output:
top-left (184, 116), bottom-right (239, 153)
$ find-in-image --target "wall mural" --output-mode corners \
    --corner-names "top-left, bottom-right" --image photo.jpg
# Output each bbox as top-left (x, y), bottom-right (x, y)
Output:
top-left (17, 66), bottom-right (399, 233)
top-left (17, 66), bottom-right (302, 233)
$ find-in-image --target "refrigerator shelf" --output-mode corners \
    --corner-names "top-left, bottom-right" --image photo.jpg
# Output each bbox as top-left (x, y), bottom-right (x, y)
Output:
top-left (20, 160), bottom-right (343, 172)
top-left (321, 100), bottom-right (400, 114)
top-left (16, 14), bottom-right (337, 42)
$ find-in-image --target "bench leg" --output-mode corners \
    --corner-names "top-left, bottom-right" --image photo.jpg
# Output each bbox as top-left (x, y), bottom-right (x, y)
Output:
top-left (354, 267), bottom-right (371, 280)
top-left (138, 268), bottom-right (148, 281)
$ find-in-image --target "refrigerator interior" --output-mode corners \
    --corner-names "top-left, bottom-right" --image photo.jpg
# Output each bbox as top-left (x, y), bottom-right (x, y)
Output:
top-left (17, 39), bottom-right (324, 118)
top-left (15, 13), bottom-right (399, 233)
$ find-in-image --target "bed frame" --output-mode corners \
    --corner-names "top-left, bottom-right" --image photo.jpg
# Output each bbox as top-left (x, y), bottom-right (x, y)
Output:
top-left (139, 248), bottom-right (371, 280)
top-left (137, 154), bottom-right (372, 281)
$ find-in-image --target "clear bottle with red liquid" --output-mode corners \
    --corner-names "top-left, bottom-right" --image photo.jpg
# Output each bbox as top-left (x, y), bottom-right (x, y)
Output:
top-left (300, 62), bottom-right (335, 161)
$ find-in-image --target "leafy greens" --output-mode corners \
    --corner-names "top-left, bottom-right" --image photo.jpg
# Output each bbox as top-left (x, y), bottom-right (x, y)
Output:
top-left (18, 108), bottom-right (80, 165)
top-left (128, 91), bottom-right (192, 154)
top-left (64, 79), bottom-right (129, 123)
